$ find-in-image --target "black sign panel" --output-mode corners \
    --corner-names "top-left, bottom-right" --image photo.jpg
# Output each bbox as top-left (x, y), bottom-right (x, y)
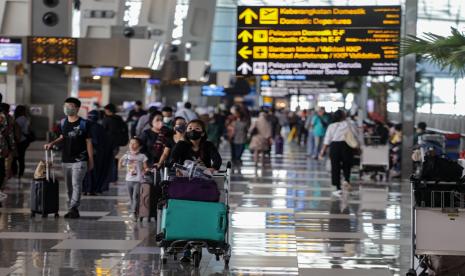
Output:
top-left (236, 6), bottom-right (401, 77)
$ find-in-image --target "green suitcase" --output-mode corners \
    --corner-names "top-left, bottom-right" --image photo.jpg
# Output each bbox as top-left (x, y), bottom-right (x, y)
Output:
top-left (161, 199), bottom-right (227, 242)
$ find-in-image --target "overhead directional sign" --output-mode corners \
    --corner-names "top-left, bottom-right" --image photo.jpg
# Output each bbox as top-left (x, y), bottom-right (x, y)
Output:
top-left (236, 6), bottom-right (401, 77)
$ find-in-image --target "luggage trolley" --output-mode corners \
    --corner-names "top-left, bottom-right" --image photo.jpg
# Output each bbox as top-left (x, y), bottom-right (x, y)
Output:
top-left (418, 134), bottom-right (446, 161)
top-left (407, 178), bottom-right (465, 276)
top-left (359, 135), bottom-right (390, 181)
top-left (156, 162), bottom-right (232, 268)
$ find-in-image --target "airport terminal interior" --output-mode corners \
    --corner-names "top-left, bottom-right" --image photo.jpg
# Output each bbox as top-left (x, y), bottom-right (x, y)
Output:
top-left (0, 0), bottom-right (464, 275)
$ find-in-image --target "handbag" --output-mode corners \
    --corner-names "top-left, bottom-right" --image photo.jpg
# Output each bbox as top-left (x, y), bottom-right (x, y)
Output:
top-left (344, 128), bottom-right (359, 149)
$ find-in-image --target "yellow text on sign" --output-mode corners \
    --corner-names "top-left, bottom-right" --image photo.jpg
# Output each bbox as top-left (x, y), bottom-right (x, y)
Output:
top-left (253, 46), bottom-right (268, 59)
top-left (253, 30), bottom-right (268, 43)
top-left (260, 8), bottom-right (278, 24)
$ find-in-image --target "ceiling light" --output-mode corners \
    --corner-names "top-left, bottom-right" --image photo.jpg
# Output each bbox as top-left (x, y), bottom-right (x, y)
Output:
top-left (124, 66), bottom-right (133, 70)
top-left (179, 77), bottom-right (187, 82)
top-left (93, 75), bottom-right (101, 80)
top-left (0, 62), bottom-right (7, 66)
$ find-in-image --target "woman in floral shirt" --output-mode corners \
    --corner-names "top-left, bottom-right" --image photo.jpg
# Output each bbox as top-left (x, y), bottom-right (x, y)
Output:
top-left (0, 110), bottom-right (16, 197)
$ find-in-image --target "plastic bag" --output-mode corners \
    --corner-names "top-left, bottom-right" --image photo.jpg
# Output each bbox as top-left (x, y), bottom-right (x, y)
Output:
top-left (174, 160), bottom-right (213, 179)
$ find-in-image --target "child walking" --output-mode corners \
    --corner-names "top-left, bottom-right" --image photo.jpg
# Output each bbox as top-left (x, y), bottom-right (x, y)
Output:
top-left (119, 138), bottom-right (148, 221)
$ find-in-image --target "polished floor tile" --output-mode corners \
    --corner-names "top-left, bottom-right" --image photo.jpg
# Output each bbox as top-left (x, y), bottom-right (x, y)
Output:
top-left (0, 232), bottom-right (70, 240)
top-left (0, 142), bottom-right (413, 275)
top-left (52, 239), bottom-right (141, 250)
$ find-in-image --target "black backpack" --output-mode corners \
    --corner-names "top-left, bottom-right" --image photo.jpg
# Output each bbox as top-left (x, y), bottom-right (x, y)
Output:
top-left (115, 117), bottom-right (129, 147)
top-left (421, 155), bottom-right (464, 183)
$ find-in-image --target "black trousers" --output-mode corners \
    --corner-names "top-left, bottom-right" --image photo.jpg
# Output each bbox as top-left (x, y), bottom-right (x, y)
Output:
top-left (0, 157), bottom-right (5, 190)
top-left (329, 141), bottom-right (354, 190)
top-left (12, 141), bottom-right (29, 178)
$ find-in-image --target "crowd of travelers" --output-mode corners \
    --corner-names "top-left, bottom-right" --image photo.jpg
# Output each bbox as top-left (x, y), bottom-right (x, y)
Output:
top-left (0, 92), bottom-right (431, 214)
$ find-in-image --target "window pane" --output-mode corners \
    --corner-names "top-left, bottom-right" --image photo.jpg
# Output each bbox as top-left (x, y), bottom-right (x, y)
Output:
top-left (455, 78), bottom-right (465, 115)
top-left (432, 78), bottom-right (455, 115)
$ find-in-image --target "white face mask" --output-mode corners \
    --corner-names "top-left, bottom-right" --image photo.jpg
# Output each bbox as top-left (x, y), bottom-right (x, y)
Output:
top-left (163, 117), bottom-right (173, 124)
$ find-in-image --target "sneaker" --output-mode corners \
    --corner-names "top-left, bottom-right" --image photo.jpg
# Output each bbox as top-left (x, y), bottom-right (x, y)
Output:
top-left (332, 190), bottom-right (342, 197)
top-left (64, 208), bottom-right (80, 219)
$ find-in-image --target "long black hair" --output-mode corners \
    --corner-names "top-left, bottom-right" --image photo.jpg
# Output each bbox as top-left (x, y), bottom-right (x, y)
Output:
top-left (184, 119), bottom-right (207, 143)
top-left (14, 105), bottom-right (27, 119)
top-left (184, 119), bottom-right (208, 159)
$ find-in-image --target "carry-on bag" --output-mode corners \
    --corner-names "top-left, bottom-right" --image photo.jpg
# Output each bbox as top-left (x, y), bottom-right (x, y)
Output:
top-left (138, 170), bottom-right (161, 222)
top-left (31, 150), bottom-right (59, 218)
top-left (161, 199), bottom-right (227, 242)
top-left (164, 177), bottom-right (219, 202)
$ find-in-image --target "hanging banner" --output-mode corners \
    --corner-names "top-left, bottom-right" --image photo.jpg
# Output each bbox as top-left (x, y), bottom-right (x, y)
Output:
top-left (236, 6), bottom-right (401, 77)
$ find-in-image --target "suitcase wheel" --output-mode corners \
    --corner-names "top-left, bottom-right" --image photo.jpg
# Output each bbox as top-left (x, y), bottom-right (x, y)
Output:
top-left (31, 212), bottom-right (36, 218)
top-left (215, 254), bottom-right (220, 261)
top-left (147, 218), bottom-right (151, 222)
top-left (139, 217), bottom-right (143, 222)
top-left (224, 256), bottom-right (230, 268)
top-left (161, 257), bottom-right (167, 265)
top-left (54, 213), bottom-right (59, 218)
top-left (41, 213), bottom-right (48, 218)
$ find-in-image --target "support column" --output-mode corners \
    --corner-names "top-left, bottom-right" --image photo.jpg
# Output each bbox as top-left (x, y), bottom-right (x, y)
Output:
top-left (401, 0), bottom-right (418, 179)
top-left (182, 85), bottom-right (189, 103)
top-left (5, 63), bottom-right (16, 104)
top-left (359, 76), bottom-right (368, 121)
top-left (69, 66), bottom-right (79, 98)
top-left (101, 77), bottom-right (111, 106)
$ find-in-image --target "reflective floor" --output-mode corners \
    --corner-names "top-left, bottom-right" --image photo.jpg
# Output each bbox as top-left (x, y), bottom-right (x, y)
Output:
top-left (0, 142), bottom-right (411, 276)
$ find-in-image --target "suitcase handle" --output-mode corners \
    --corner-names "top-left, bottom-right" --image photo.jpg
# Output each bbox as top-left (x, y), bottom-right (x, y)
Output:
top-left (44, 150), bottom-right (54, 181)
top-left (218, 212), bottom-right (227, 233)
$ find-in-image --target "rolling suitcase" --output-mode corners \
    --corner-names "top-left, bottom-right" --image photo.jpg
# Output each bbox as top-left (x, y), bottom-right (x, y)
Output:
top-left (161, 199), bottom-right (227, 242)
top-left (138, 170), bottom-right (161, 222)
top-left (275, 135), bottom-right (284, 155)
top-left (165, 177), bottom-right (219, 202)
top-left (31, 150), bottom-right (59, 218)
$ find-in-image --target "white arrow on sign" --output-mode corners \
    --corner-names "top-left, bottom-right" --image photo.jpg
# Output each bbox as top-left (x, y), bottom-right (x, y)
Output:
top-left (237, 62), bottom-right (252, 75)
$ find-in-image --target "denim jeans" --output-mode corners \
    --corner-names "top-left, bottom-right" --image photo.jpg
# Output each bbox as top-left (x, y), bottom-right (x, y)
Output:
top-left (231, 143), bottom-right (245, 162)
top-left (126, 181), bottom-right (141, 213)
top-left (63, 161), bottom-right (88, 209)
top-left (313, 136), bottom-right (324, 158)
top-left (307, 131), bottom-right (315, 156)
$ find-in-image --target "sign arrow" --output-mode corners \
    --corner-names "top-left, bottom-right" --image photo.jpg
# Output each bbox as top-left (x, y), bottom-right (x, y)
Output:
top-left (239, 8), bottom-right (258, 25)
top-left (238, 46), bottom-right (252, 59)
top-left (237, 62), bottom-right (252, 75)
top-left (238, 30), bottom-right (253, 43)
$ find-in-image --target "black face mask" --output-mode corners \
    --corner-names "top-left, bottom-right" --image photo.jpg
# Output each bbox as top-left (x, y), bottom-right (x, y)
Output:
top-left (175, 125), bottom-right (186, 134)
top-left (186, 130), bottom-right (202, 140)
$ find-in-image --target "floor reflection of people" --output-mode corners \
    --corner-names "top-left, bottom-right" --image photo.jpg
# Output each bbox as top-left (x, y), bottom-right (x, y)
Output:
top-left (327, 194), bottom-right (356, 268)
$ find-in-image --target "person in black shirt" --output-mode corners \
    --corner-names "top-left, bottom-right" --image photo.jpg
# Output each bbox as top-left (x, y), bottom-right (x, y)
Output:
top-left (138, 111), bottom-right (174, 168)
top-left (170, 119), bottom-right (222, 171)
top-left (44, 97), bottom-right (94, 219)
top-left (102, 103), bottom-right (126, 183)
top-left (127, 100), bottom-right (146, 137)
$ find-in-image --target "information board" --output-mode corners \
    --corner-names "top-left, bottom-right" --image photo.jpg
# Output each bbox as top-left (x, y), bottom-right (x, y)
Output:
top-left (236, 6), bottom-right (401, 77)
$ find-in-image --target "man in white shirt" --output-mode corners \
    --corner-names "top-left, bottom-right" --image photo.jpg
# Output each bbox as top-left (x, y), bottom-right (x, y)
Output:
top-left (175, 102), bottom-right (198, 122)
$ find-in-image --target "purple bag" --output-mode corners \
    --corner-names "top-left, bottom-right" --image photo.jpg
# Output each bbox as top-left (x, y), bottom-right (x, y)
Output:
top-left (166, 177), bottom-right (220, 202)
